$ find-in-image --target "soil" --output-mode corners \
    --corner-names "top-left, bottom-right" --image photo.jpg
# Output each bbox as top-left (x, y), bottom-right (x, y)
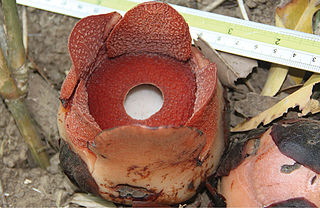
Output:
top-left (0, 0), bottom-right (285, 207)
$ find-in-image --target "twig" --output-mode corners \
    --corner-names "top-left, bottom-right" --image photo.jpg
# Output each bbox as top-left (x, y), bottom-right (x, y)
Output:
top-left (0, 139), bottom-right (6, 157)
top-left (202, 0), bottom-right (226, 12)
top-left (27, 56), bottom-right (53, 86)
top-left (0, 179), bottom-right (7, 208)
top-left (237, 0), bottom-right (249, 20)
top-left (22, 6), bottom-right (28, 54)
top-left (1, 0), bottom-right (50, 168)
top-left (21, 6), bottom-right (53, 89)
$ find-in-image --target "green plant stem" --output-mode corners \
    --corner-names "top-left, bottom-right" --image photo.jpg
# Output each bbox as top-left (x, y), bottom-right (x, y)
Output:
top-left (0, 0), bottom-right (50, 168)
top-left (0, 47), bottom-right (19, 99)
top-left (6, 99), bottom-right (50, 168)
top-left (2, 0), bottom-right (28, 95)
top-left (0, 47), bottom-right (49, 168)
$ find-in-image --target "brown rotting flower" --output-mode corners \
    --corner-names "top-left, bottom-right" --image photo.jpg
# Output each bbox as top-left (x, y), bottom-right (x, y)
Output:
top-left (58, 1), bottom-right (226, 205)
top-left (218, 119), bottom-right (320, 207)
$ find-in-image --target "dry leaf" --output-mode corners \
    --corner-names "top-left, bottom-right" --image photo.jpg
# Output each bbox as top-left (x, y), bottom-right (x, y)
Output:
top-left (277, 0), bottom-right (320, 32)
top-left (299, 99), bottom-right (320, 116)
top-left (234, 92), bottom-right (282, 118)
top-left (261, 0), bottom-right (320, 96)
top-left (194, 37), bottom-right (257, 88)
top-left (303, 73), bottom-right (320, 86)
top-left (70, 193), bottom-right (116, 208)
top-left (260, 64), bottom-right (288, 96)
top-left (299, 74), bottom-right (320, 115)
top-left (232, 78), bottom-right (320, 132)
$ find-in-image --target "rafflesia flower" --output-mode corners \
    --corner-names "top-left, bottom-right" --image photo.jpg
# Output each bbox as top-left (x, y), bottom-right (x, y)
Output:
top-left (58, 1), bottom-right (226, 205)
top-left (218, 119), bottom-right (320, 207)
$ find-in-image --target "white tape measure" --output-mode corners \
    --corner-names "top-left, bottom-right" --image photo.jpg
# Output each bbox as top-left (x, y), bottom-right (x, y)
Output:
top-left (17, 0), bottom-right (320, 73)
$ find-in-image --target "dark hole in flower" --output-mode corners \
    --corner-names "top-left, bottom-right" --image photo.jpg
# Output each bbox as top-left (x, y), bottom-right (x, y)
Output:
top-left (280, 162), bottom-right (301, 174)
top-left (115, 184), bottom-right (155, 200)
top-left (188, 181), bottom-right (194, 190)
top-left (310, 175), bottom-right (317, 185)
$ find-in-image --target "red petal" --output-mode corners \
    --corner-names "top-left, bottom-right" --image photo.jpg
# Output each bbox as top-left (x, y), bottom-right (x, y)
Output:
top-left (65, 80), bottom-right (101, 147)
top-left (190, 49), bottom-right (216, 113)
top-left (106, 2), bottom-right (191, 61)
top-left (60, 65), bottom-right (78, 101)
top-left (68, 12), bottom-right (121, 77)
top-left (186, 48), bottom-right (225, 161)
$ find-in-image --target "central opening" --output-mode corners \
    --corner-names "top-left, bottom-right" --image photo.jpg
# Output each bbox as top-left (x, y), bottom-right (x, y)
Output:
top-left (86, 54), bottom-right (196, 129)
top-left (124, 84), bottom-right (164, 120)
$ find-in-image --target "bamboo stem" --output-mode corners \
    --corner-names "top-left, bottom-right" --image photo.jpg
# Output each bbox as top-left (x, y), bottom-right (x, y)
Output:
top-left (0, 48), bottom-right (49, 168)
top-left (5, 98), bottom-right (50, 168)
top-left (2, 0), bottom-right (28, 95)
top-left (0, 47), bottom-right (19, 100)
top-left (0, 0), bottom-right (50, 168)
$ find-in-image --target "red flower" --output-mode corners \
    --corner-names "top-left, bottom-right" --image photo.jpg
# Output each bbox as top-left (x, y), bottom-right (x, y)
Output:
top-left (58, 2), bottom-right (226, 205)
top-left (219, 119), bottom-right (320, 207)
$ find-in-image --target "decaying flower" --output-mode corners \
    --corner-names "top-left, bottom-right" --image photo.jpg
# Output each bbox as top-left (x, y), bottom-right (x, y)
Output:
top-left (218, 119), bottom-right (320, 207)
top-left (58, 1), bottom-right (227, 205)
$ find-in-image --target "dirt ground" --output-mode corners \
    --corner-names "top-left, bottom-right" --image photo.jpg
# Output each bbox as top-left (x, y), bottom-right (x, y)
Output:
top-left (0, 0), bottom-right (284, 207)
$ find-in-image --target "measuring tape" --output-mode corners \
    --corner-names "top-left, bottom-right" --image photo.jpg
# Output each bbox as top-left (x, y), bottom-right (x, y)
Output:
top-left (17, 0), bottom-right (320, 73)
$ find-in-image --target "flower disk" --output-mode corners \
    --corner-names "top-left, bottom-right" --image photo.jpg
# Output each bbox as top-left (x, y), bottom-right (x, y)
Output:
top-left (86, 53), bottom-right (196, 129)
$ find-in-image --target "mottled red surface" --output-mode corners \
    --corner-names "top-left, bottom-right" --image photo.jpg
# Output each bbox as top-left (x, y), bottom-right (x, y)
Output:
top-left (60, 12), bottom-right (121, 101)
top-left (106, 2), bottom-right (191, 61)
top-left (69, 12), bottom-right (121, 77)
top-left (86, 53), bottom-right (196, 129)
top-left (64, 80), bottom-right (101, 147)
top-left (60, 65), bottom-right (77, 101)
top-left (186, 48), bottom-right (218, 161)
